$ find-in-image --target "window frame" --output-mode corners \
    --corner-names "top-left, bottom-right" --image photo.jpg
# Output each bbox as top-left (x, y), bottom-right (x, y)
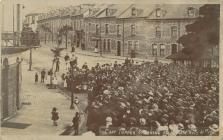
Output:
top-left (171, 26), bottom-right (177, 38)
top-left (160, 44), bottom-right (166, 56)
top-left (155, 26), bottom-right (161, 38)
top-left (156, 8), bottom-right (161, 17)
top-left (132, 7), bottom-right (137, 16)
top-left (96, 24), bottom-right (99, 35)
top-left (131, 24), bottom-right (136, 36)
top-left (105, 24), bottom-right (109, 34)
top-left (152, 44), bottom-right (158, 56)
top-left (117, 24), bottom-right (121, 36)
top-left (188, 7), bottom-right (194, 17)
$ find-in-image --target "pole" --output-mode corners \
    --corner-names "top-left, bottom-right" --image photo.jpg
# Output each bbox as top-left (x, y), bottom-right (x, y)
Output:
top-left (1, 4), bottom-right (4, 32)
top-left (13, 4), bottom-right (15, 46)
top-left (122, 20), bottom-right (125, 57)
top-left (28, 48), bottom-right (32, 71)
top-left (99, 20), bottom-right (102, 57)
top-left (28, 31), bottom-right (33, 71)
top-left (66, 31), bottom-right (67, 49)
top-left (17, 4), bottom-right (21, 46)
top-left (70, 67), bottom-right (74, 109)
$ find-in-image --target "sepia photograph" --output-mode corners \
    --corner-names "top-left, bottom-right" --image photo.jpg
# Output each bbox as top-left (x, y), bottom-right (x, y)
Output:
top-left (0, 0), bottom-right (220, 137)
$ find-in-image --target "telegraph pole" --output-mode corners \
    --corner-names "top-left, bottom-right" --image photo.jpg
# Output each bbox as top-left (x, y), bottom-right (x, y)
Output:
top-left (122, 20), bottom-right (125, 57)
top-left (13, 4), bottom-right (15, 46)
top-left (1, 4), bottom-right (4, 33)
top-left (16, 4), bottom-right (21, 47)
top-left (99, 20), bottom-right (102, 57)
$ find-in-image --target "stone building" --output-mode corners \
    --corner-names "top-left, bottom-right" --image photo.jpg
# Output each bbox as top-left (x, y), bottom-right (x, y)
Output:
top-left (36, 4), bottom-right (203, 59)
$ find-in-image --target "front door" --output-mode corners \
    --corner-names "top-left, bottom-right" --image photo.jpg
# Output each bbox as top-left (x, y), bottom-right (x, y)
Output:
top-left (117, 41), bottom-right (121, 56)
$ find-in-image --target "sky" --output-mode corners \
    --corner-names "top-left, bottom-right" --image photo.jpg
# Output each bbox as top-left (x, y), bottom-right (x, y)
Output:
top-left (0, 0), bottom-right (219, 32)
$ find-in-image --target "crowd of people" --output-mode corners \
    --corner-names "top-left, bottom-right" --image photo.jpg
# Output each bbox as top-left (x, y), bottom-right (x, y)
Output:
top-left (61, 57), bottom-right (218, 136)
top-left (34, 46), bottom-right (218, 136)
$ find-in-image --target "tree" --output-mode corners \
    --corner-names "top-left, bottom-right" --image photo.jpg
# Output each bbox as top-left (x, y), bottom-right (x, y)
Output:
top-left (21, 26), bottom-right (35, 46)
top-left (177, 4), bottom-right (219, 59)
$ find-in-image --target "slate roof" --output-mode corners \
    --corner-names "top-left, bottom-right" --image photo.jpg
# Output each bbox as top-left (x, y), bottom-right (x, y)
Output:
top-left (118, 4), bottom-right (203, 19)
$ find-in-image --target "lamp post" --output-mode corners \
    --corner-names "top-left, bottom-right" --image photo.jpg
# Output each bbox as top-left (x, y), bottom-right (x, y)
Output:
top-left (70, 66), bottom-right (74, 109)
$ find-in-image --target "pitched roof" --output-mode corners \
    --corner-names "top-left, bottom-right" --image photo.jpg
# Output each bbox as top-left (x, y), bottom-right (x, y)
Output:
top-left (118, 4), bottom-right (203, 19)
top-left (95, 4), bottom-right (131, 18)
top-left (118, 4), bottom-right (156, 18)
top-left (147, 4), bottom-right (202, 19)
top-left (83, 4), bottom-right (108, 18)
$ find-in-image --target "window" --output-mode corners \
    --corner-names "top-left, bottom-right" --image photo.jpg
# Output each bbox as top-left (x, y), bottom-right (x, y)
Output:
top-left (107, 39), bottom-right (111, 51)
top-left (105, 24), bottom-right (109, 34)
top-left (128, 41), bottom-right (133, 53)
top-left (117, 25), bottom-right (121, 36)
top-left (156, 8), bottom-right (161, 17)
top-left (132, 7), bottom-right (137, 16)
top-left (131, 25), bottom-right (136, 36)
top-left (188, 7), bottom-right (194, 17)
top-left (106, 8), bottom-right (110, 16)
top-left (160, 44), bottom-right (165, 56)
top-left (32, 16), bottom-right (35, 24)
top-left (152, 44), bottom-right (158, 56)
top-left (88, 23), bottom-right (91, 33)
top-left (171, 26), bottom-right (177, 38)
top-left (96, 24), bottom-right (99, 35)
top-left (155, 26), bottom-right (161, 38)
top-left (134, 41), bottom-right (139, 50)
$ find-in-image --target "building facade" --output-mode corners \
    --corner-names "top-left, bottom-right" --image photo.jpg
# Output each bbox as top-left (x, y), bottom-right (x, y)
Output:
top-left (37, 4), bottom-right (203, 59)
top-left (24, 13), bottom-right (41, 32)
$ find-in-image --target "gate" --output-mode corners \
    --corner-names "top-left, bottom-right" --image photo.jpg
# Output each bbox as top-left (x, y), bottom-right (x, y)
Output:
top-left (1, 59), bottom-right (21, 121)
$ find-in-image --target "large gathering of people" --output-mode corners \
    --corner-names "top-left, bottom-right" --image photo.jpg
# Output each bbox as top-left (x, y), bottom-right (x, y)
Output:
top-left (60, 56), bottom-right (219, 136)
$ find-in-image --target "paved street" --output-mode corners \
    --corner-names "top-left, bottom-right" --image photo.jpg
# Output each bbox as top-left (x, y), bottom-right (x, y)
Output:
top-left (1, 44), bottom-right (132, 135)
top-left (1, 45), bottom-right (170, 135)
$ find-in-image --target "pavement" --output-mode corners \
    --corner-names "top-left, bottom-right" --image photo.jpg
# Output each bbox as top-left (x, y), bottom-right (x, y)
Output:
top-left (1, 46), bottom-right (88, 135)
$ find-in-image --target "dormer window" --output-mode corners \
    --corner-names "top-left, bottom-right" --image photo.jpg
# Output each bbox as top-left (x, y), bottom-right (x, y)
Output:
top-left (156, 8), bottom-right (161, 17)
top-left (106, 8), bottom-right (110, 16)
top-left (132, 7), bottom-right (137, 16)
top-left (89, 9), bottom-right (92, 15)
top-left (188, 7), bottom-right (194, 17)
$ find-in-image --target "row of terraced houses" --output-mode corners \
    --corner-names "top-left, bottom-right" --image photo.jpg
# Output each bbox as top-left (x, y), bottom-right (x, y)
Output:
top-left (36, 4), bottom-right (202, 59)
